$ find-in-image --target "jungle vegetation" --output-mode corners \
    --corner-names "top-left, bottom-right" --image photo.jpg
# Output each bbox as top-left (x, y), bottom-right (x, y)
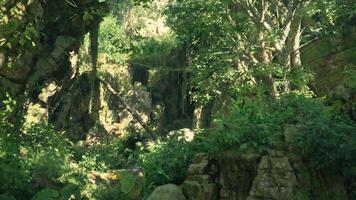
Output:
top-left (0, 0), bottom-right (355, 199)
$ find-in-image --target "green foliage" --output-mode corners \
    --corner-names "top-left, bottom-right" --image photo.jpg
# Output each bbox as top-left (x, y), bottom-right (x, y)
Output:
top-left (204, 98), bottom-right (282, 154)
top-left (276, 95), bottom-right (356, 169)
top-left (30, 185), bottom-right (81, 200)
top-left (59, 184), bottom-right (81, 200)
top-left (130, 33), bottom-right (179, 66)
top-left (99, 15), bottom-right (131, 63)
top-left (166, 0), bottom-right (246, 103)
top-left (0, 193), bottom-right (16, 200)
top-left (138, 136), bottom-right (199, 196)
top-left (1, 0), bottom-right (355, 199)
top-left (22, 123), bottom-right (71, 153)
top-left (0, 103), bottom-right (32, 197)
top-left (203, 94), bottom-right (356, 169)
top-left (31, 188), bottom-right (59, 200)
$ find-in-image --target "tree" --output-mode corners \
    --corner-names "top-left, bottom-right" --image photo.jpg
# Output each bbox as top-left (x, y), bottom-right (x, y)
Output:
top-left (165, 0), bottom-right (350, 127)
top-left (167, 0), bottom-right (303, 95)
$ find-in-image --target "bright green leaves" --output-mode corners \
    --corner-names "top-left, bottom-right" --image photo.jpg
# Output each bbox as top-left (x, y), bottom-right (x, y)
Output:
top-left (0, 0), bottom-right (43, 53)
top-left (30, 185), bottom-right (81, 200)
top-left (31, 188), bottom-right (59, 200)
top-left (204, 93), bottom-right (356, 169)
top-left (165, 0), bottom-right (253, 103)
top-left (97, 15), bottom-right (130, 63)
top-left (120, 172), bottom-right (137, 194)
top-left (60, 184), bottom-right (81, 200)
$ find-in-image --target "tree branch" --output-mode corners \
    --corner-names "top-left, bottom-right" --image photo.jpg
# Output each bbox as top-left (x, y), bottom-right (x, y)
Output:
top-left (97, 76), bottom-right (156, 140)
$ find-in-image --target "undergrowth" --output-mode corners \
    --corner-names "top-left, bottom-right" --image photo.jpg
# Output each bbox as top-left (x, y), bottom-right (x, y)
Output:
top-left (1, 93), bottom-right (355, 199)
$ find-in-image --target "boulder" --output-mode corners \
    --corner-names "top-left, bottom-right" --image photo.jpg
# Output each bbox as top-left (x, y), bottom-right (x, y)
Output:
top-left (248, 151), bottom-right (298, 200)
top-left (146, 184), bottom-right (186, 200)
top-left (182, 181), bottom-right (218, 200)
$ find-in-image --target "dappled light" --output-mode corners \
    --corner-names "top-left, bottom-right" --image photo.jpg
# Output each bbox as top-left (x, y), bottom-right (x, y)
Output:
top-left (0, 0), bottom-right (355, 199)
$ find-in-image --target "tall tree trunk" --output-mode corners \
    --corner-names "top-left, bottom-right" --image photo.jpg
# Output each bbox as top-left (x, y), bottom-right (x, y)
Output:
top-left (90, 18), bottom-right (101, 122)
top-left (291, 20), bottom-right (302, 67)
top-left (259, 29), bottom-right (278, 99)
top-left (0, 51), bottom-right (7, 70)
top-left (284, 17), bottom-right (302, 92)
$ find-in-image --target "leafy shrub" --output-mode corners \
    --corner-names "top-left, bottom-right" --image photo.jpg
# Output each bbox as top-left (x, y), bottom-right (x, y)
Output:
top-left (275, 94), bottom-right (356, 169)
top-left (79, 128), bottom-right (148, 171)
top-left (0, 110), bottom-right (32, 197)
top-left (21, 123), bottom-right (72, 154)
top-left (138, 135), bottom-right (199, 197)
top-left (204, 98), bottom-right (282, 154)
top-left (0, 118), bottom-right (78, 199)
top-left (99, 15), bottom-right (131, 63)
top-left (204, 94), bottom-right (356, 169)
top-left (31, 188), bottom-right (59, 200)
top-left (30, 185), bottom-right (81, 200)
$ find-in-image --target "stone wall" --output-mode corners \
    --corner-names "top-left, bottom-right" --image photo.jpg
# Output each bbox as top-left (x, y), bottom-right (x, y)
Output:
top-left (181, 151), bottom-right (350, 200)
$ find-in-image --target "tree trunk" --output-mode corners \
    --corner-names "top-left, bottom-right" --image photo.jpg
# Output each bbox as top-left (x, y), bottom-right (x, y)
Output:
top-left (291, 20), bottom-right (302, 67)
top-left (90, 18), bottom-right (101, 122)
top-left (97, 77), bottom-right (156, 140)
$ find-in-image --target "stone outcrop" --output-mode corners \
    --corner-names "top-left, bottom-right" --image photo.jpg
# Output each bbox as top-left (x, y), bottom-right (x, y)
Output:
top-left (217, 151), bottom-right (261, 200)
top-left (147, 184), bottom-right (186, 200)
top-left (182, 153), bottom-right (219, 200)
top-left (179, 151), bottom-right (349, 200)
top-left (247, 150), bottom-right (298, 200)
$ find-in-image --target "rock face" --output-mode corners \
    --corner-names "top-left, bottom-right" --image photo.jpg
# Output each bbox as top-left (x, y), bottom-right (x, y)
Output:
top-left (247, 151), bottom-right (298, 200)
top-left (182, 153), bottom-right (219, 200)
top-left (217, 151), bottom-right (261, 200)
top-left (180, 151), bottom-right (349, 200)
top-left (146, 184), bottom-right (186, 200)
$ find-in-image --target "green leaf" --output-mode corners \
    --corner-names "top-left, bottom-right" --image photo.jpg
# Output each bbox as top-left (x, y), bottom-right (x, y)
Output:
top-left (31, 188), bottom-right (59, 200)
top-left (0, 193), bottom-right (16, 200)
top-left (120, 174), bottom-right (136, 194)
top-left (60, 185), bottom-right (80, 200)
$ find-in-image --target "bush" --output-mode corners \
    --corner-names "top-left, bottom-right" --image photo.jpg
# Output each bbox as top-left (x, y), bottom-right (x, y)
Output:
top-left (138, 135), bottom-right (199, 197)
top-left (203, 94), bottom-right (356, 169)
top-left (0, 118), bottom-right (77, 199)
top-left (204, 98), bottom-right (283, 154)
top-left (0, 110), bottom-right (32, 197)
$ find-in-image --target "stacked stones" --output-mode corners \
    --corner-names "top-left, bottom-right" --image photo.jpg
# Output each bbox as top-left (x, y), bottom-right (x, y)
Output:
top-left (217, 151), bottom-right (260, 200)
top-left (182, 153), bottom-right (219, 200)
top-left (247, 150), bottom-right (298, 200)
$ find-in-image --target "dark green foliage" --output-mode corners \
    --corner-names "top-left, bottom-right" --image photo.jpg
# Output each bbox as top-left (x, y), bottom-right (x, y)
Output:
top-left (203, 94), bottom-right (356, 169)
top-left (139, 136), bottom-right (198, 197)
top-left (276, 95), bottom-right (356, 169)
top-left (98, 15), bottom-right (131, 63)
top-left (94, 186), bottom-right (127, 200)
top-left (165, 0), bottom-right (246, 103)
top-left (0, 107), bottom-right (32, 197)
top-left (31, 188), bottom-right (59, 200)
top-left (204, 99), bottom-right (281, 154)
top-left (1, 0), bottom-right (355, 199)
top-left (130, 34), bottom-right (179, 68)
top-left (79, 136), bottom-right (137, 170)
